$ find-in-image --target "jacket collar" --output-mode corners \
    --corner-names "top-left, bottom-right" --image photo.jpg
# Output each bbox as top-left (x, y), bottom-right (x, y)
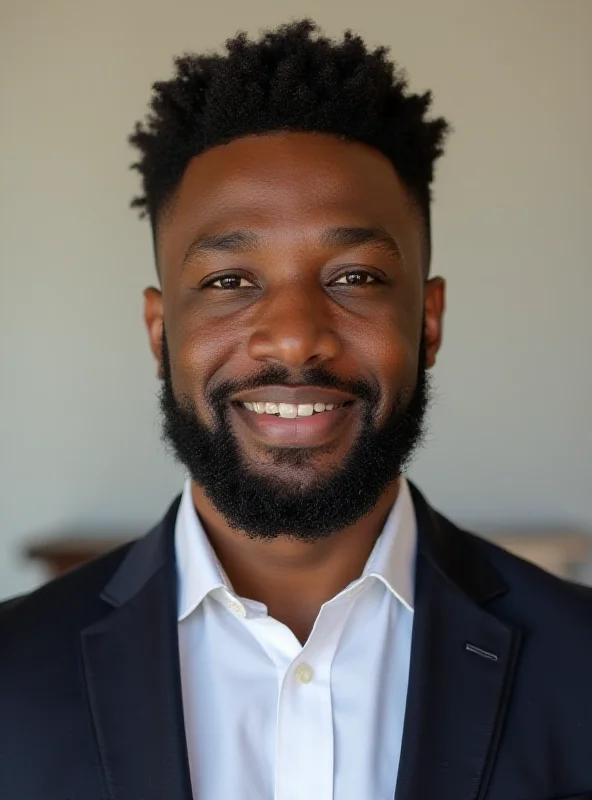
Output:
top-left (396, 483), bottom-right (520, 800)
top-left (81, 495), bottom-right (193, 800)
top-left (99, 494), bottom-right (181, 609)
top-left (409, 481), bottom-right (509, 606)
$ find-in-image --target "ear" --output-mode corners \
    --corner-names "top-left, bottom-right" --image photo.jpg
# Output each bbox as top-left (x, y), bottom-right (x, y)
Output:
top-left (423, 277), bottom-right (446, 369)
top-left (143, 287), bottom-right (164, 378)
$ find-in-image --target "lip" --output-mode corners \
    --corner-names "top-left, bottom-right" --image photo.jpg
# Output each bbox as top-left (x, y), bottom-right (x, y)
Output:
top-left (230, 385), bottom-right (357, 407)
top-left (231, 401), bottom-right (357, 448)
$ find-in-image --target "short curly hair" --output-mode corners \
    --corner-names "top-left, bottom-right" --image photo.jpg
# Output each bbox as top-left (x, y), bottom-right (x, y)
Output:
top-left (129, 19), bottom-right (450, 264)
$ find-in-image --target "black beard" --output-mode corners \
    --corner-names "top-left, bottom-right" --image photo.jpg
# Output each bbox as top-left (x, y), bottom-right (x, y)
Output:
top-left (159, 333), bottom-right (431, 542)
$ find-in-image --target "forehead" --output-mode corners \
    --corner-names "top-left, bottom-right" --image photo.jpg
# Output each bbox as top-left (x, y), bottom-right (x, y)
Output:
top-left (157, 132), bottom-right (423, 274)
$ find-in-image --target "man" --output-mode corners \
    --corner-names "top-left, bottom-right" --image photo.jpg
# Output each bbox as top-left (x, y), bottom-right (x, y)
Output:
top-left (1, 18), bottom-right (591, 800)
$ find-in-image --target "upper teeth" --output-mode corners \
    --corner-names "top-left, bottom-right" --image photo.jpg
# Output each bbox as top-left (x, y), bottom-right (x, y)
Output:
top-left (242, 402), bottom-right (342, 418)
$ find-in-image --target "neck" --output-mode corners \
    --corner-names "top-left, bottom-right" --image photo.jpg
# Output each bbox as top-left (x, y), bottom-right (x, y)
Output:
top-left (190, 478), bottom-right (401, 643)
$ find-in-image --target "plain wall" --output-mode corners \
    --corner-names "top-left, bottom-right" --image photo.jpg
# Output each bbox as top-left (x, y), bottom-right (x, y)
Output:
top-left (1, 0), bottom-right (591, 599)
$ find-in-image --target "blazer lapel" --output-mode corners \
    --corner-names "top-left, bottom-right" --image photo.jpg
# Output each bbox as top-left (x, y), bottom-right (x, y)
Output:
top-left (80, 497), bottom-right (193, 800)
top-left (395, 486), bottom-right (522, 800)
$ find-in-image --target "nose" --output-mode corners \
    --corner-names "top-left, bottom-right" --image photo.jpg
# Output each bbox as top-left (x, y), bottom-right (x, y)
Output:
top-left (247, 284), bottom-right (342, 369)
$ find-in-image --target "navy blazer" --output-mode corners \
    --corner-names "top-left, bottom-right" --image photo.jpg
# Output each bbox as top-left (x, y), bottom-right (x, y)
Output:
top-left (1, 483), bottom-right (592, 800)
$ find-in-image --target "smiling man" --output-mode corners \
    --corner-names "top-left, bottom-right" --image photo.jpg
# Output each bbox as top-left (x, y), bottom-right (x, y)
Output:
top-left (2, 19), bottom-right (592, 800)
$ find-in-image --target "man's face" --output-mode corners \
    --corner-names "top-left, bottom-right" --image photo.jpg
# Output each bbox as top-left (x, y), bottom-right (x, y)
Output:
top-left (146, 132), bottom-right (445, 540)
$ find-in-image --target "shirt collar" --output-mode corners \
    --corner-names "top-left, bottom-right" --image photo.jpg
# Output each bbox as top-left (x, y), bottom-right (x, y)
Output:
top-left (360, 476), bottom-right (416, 611)
top-left (175, 475), bottom-right (416, 622)
top-left (175, 479), bottom-right (230, 622)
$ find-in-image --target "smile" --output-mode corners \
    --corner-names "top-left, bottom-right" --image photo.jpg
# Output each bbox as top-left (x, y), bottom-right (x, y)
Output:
top-left (231, 400), bottom-right (357, 447)
top-left (240, 400), bottom-right (351, 418)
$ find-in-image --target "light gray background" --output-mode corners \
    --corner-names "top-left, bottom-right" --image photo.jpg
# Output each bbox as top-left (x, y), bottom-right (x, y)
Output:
top-left (1, 0), bottom-right (591, 599)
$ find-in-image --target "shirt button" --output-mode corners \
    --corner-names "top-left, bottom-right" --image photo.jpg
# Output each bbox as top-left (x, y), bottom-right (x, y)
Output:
top-left (294, 663), bottom-right (314, 684)
top-left (227, 600), bottom-right (246, 618)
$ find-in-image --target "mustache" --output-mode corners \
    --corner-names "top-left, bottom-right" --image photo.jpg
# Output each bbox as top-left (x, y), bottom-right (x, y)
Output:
top-left (161, 333), bottom-right (380, 409)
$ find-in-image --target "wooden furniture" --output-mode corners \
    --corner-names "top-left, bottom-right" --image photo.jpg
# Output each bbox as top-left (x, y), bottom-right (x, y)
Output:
top-left (26, 528), bottom-right (591, 582)
top-left (26, 536), bottom-right (136, 579)
top-left (479, 529), bottom-right (591, 580)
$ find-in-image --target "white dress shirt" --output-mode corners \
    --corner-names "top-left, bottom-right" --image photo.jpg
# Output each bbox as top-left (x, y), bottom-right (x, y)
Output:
top-left (176, 476), bottom-right (417, 800)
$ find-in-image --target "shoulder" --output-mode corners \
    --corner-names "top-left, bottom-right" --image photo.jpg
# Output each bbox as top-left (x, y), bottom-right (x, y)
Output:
top-left (0, 493), bottom-right (181, 661)
top-left (410, 481), bottom-right (592, 621)
top-left (0, 541), bottom-right (135, 647)
top-left (438, 509), bottom-right (592, 634)
top-left (423, 504), bottom-right (592, 716)
top-left (466, 522), bottom-right (592, 606)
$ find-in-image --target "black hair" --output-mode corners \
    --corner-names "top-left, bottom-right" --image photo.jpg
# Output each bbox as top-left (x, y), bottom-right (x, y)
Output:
top-left (129, 19), bottom-right (450, 264)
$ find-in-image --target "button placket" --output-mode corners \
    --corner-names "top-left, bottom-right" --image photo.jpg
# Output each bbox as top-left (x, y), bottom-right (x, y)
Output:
top-left (274, 598), bottom-right (360, 800)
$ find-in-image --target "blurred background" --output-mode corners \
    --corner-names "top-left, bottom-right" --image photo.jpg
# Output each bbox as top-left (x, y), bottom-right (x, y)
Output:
top-left (1, 0), bottom-right (591, 600)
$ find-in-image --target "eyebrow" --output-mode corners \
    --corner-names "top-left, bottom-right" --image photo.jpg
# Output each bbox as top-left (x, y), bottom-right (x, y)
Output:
top-left (320, 226), bottom-right (403, 262)
top-left (180, 225), bottom-right (403, 268)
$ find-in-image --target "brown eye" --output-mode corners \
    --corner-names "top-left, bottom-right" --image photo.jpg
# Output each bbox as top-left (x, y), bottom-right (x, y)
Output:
top-left (205, 274), bottom-right (254, 290)
top-left (333, 271), bottom-right (378, 286)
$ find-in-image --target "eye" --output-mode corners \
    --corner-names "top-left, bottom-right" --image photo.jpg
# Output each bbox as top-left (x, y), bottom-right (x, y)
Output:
top-left (202, 269), bottom-right (383, 291)
top-left (332, 270), bottom-right (379, 287)
top-left (203, 273), bottom-right (255, 290)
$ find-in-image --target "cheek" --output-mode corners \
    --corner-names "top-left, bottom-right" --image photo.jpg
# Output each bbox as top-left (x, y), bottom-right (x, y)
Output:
top-left (362, 301), bottom-right (418, 363)
top-left (353, 309), bottom-right (419, 415)
top-left (162, 313), bottom-right (206, 395)
top-left (172, 310), bottom-right (239, 405)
